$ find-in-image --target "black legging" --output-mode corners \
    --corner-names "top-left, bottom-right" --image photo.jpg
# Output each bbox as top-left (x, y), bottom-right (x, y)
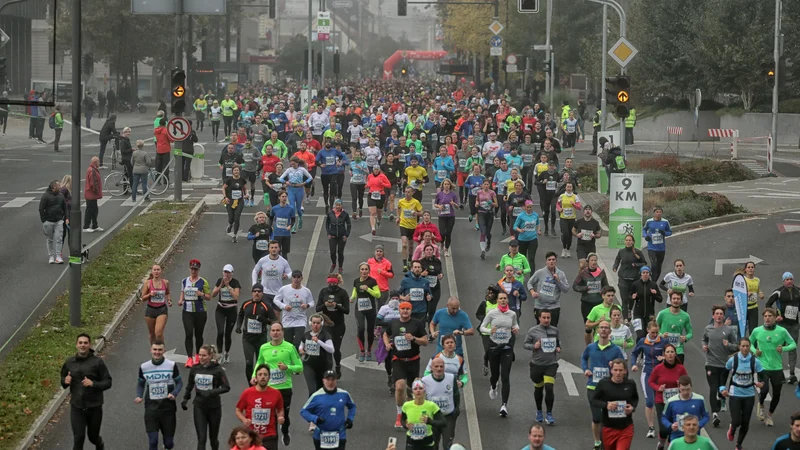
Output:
top-left (70, 405), bottom-right (105, 449)
top-left (211, 121), bottom-right (220, 140)
top-left (655, 403), bottom-right (670, 440)
top-left (350, 183), bottom-right (365, 212)
top-left (746, 307), bottom-right (759, 336)
top-left (705, 365), bottom-right (728, 413)
top-left (193, 406), bottom-right (222, 450)
top-left (156, 152), bottom-right (171, 183)
top-left (533, 379), bottom-right (555, 412)
top-left (215, 306), bottom-right (237, 353)
top-left (304, 361), bottom-right (328, 397)
top-left (522, 167), bottom-right (534, 194)
top-left (559, 218), bottom-right (575, 250)
top-left (223, 116), bottom-right (233, 136)
top-left (182, 311), bottom-right (207, 357)
top-left (226, 199), bottom-right (244, 234)
top-left (488, 346), bottom-right (514, 404)
top-left (480, 334), bottom-right (491, 369)
top-left (355, 308), bottom-right (376, 352)
top-left (497, 195), bottom-right (508, 231)
top-left (438, 216), bottom-right (455, 249)
top-left (321, 174), bottom-right (338, 208)
top-left (618, 278), bottom-right (636, 321)
top-left (540, 194), bottom-right (556, 231)
top-left (279, 388), bottom-right (292, 436)
top-left (759, 370), bottom-right (785, 413)
top-left (729, 395), bottom-right (755, 446)
top-left (518, 239), bottom-right (538, 272)
top-left (478, 212), bottom-right (494, 248)
top-left (647, 250), bottom-right (666, 284)
top-left (325, 322), bottom-right (346, 368)
top-left (243, 335), bottom-right (267, 382)
top-left (468, 195), bottom-right (478, 217)
top-left (329, 237), bottom-right (346, 267)
top-left (427, 287), bottom-right (442, 324)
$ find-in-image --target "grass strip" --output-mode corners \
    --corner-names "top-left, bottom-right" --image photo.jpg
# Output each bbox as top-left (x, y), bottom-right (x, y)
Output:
top-left (0, 201), bottom-right (196, 448)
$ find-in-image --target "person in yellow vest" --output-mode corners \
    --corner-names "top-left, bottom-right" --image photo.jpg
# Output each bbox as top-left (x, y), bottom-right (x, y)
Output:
top-left (220, 94), bottom-right (237, 138)
top-left (193, 96), bottom-right (207, 132)
top-left (560, 101), bottom-right (571, 139)
top-left (591, 105), bottom-right (602, 156)
top-left (625, 108), bottom-right (636, 145)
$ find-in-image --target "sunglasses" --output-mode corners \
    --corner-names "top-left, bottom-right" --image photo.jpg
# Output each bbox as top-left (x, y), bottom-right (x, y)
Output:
top-left (252, 290), bottom-right (263, 293)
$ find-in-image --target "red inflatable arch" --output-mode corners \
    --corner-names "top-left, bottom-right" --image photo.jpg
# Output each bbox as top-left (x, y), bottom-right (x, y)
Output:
top-left (383, 50), bottom-right (448, 79)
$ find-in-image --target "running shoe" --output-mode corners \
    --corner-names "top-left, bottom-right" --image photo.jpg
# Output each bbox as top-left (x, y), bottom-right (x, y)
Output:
top-left (353, 212), bottom-right (359, 220)
top-left (646, 427), bottom-right (656, 438)
top-left (394, 413), bottom-right (404, 430)
top-left (338, 267), bottom-right (343, 275)
top-left (757, 402), bottom-right (764, 421)
top-left (389, 213), bottom-right (395, 221)
top-left (376, 220), bottom-right (382, 230)
top-left (358, 352), bottom-right (365, 362)
top-left (94, 227), bottom-right (104, 232)
top-left (561, 249), bottom-right (566, 258)
top-left (403, 264), bottom-right (409, 272)
top-left (365, 351), bottom-right (372, 361)
top-left (226, 224), bottom-right (232, 234)
top-left (543, 229), bottom-right (548, 236)
top-left (474, 223), bottom-right (479, 231)
top-left (535, 410), bottom-right (543, 423)
top-left (330, 264), bottom-right (336, 273)
top-left (444, 249), bottom-right (450, 257)
top-left (789, 375), bottom-right (798, 384)
top-left (194, 354), bottom-right (200, 365)
top-left (49, 256), bottom-right (55, 264)
top-left (720, 397), bottom-right (727, 412)
top-left (499, 404), bottom-right (508, 417)
top-left (501, 227), bottom-right (507, 235)
top-left (727, 424), bottom-right (734, 441)
top-left (83, 228), bottom-right (94, 233)
top-left (185, 357), bottom-right (194, 368)
top-left (545, 412), bottom-right (555, 425)
top-left (489, 386), bottom-right (498, 400)
top-left (712, 413), bottom-right (720, 428)
top-left (282, 431), bottom-right (290, 446)
top-left (469, 214), bottom-right (473, 222)
top-left (765, 415), bottom-right (774, 426)
top-left (566, 250), bottom-right (571, 258)
top-left (486, 242), bottom-right (491, 252)
top-left (371, 228), bottom-right (376, 236)
top-left (335, 365), bottom-right (342, 379)
top-left (480, 250), bottom-right (485, 260)
top-left (551, 229), bottom-right (557, 237)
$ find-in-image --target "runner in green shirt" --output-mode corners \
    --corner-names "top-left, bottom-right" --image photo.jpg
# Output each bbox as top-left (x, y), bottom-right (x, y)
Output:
top-left (657, 292), bottom-right (693, 362)
top-left (750, 307), bottom-right (797, 426)
top-left (585, 286), bottom-right (617, 334)
top-left (666, 415), bottom-right (718, 449)
top-left (495, 241), bottom-right (531, 282)
top-left (401, 380), bottom-right (446, 449)
top-left (251, 322), bottom-right (303, 387)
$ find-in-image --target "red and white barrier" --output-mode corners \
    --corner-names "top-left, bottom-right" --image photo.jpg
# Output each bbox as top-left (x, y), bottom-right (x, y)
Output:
top-left (708, 129), bottom-right (739, 138)
top-left (667, 126), bottom-right (683, 135)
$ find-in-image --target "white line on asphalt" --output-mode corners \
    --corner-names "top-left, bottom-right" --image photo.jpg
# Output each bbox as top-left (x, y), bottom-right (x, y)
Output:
top-left (302, 216), bottom-right (324, 278)
top-left (53, 160), bottom-right (71, 163)
top-left (1, 197), bottom-right (35, 208)
top-left (668, 217), bottom-right (766, 238)
top-left (1, 158), bottom-right (29, 162)
top-left (443, 252), bottom-right (483, 450)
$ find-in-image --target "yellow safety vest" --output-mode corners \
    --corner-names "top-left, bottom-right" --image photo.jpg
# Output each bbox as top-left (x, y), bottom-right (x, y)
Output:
top-left (561, 105), bottom-right (571, 121)
top-left (592, 109), bottom-right (602, 128)
top-left (625, 109), bottom-right (636, 128)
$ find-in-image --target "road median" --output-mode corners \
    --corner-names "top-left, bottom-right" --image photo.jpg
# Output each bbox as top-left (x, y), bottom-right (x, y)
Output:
top-left (0, 200), bottom-right (203, 450)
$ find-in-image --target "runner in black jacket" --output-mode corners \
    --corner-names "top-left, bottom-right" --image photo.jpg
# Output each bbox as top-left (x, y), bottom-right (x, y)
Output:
top-left (182, 345), bottom-right (231, 450)
top-left (317, 275), bottom-right (351, 378)
top-left (235, 284), bottom-right (277, 382)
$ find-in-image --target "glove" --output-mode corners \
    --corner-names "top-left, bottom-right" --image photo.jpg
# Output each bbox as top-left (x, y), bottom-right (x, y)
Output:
top-left (644, 235), bottom-right (651, 241)
top-left (180, 400), bottom-right (188, 411)
top-left (235, 328), bottom-right (242, 334)
top-left (315, 416), bottom-right (326, 425)
top-left (345, 419), bottom-right (353, 429)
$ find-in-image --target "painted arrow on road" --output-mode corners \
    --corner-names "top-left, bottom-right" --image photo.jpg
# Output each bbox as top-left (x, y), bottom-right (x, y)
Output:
top-left (714, 255), bottom-right (763, 276)
top-left (340, 353), bottom-right (387, 372)
top-left (778, 224), bottom-right (800, 233)
top-left (557, 360), bottom-right (583, 396)
top-left (165, 349), bottom-right (190, 364)
top-left (359, 233), bottom-right (403, 252)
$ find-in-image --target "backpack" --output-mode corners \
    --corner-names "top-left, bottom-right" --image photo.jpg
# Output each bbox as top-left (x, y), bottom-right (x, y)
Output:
top-left (727, 355), bottom-right (756, 391)
top-left (614, 155), bottom-right (626, 171)
top-left (48, 113), bottom-right (56, 129)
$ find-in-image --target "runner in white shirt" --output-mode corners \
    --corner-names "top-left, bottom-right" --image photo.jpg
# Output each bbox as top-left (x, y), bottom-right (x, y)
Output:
top-left (308, 105), bottom-right (330, 142)
top-left (251, 241), bottom-right (293, 311)
top-left (363, 139), bottom-right (383, 170)
top-left (481, 133), bottom-right (502, 170)
top-left (273, 269), bottom-right (315, 351)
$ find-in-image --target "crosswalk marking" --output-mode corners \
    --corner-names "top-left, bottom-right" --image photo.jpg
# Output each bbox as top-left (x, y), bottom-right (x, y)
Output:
top-left (1, 197), bottom-right (35, 208)
top-left (202, 194), bottom-right (224, 205)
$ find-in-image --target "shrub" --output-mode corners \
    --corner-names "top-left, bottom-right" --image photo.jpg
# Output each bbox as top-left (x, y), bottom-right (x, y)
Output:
top-left (642, 171), bottom-right (675, 188)
top-left (630, 155), bottom-right (680, 171)
top-left (596, 189), bottom-right (743, 226)
top-left (779, 98), bottom-right (800, 114)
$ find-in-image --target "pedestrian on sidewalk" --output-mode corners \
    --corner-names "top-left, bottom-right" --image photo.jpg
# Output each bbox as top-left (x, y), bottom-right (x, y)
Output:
top-left (52, 105), bottom-right (64, 152)
top-left (97, 90), bottom-right (106, 119)
top-left (60, 333), bottom-right (113, 450)
top-left (131, 140), bottom-right (152, 202)
top-left (154, 118), bottom-right (174, 183)
top-left (106, 88), bottom-right (116, 118)
top-left (59, 174), bottom-right (73, 246)
top-left (83, 92), bottom-right (96, 129)
top-left (28, 90), bottom-right (37, 139)
top-left (0, 90), bottom-right (9, 135)
top-left (35, 95), bottom-right (48, 144)
top-left (83, 156), bottom-right (104, 233)
top-left (98, 115), bottom-right (118, 169)
top-left (39, 179), bottom-right (66, 264)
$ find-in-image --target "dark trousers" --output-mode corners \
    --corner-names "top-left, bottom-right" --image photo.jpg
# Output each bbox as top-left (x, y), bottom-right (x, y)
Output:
top-left (284, 326), bottom-right (304, 351)
top-left (155, 152), bottom-right (171, 183)
top-left (84, 200), bottom-right (99, 229)
top-left (223, 116), bottom-right (233, 136)
top-left (592, 126), bottom-right (600, 153)
top-left (325, 322), bottom-right (346, 367)
top-left (560, 218), bottom-right (575, 250)
top-left (279, 389), bottom-right (292, 436)
top-left (625, 127), bottom-right (634, 145)
top-left (211, 121), bottom-right (220, 140)
top-left (329, 236), bottom-right (346, 267)
top-left (182, 156), bottom-right (192, 182)
top-left (29, 116), bottom-right (36, 138)
top-left (54, 128), bottom-right (63, 151)
top-left (35, 117), bottom-right (45, 141)
top-left (225, 200), bottom-right (244, 234)
top-left (729, 395), bottom-right (755, 446)
top-left (182, 311), bottom-right (207, 357)
top-left (215, 306), bottom-right (237, 353)
top-left (193, 406), bottom-right (222, 450)
top-left (518, 239), bottom-right (538, 272)
top-left (647, 250), bottom-right (666, 284)
top-left (243, 335), bottom-right (267, 382)
top-left (98, 139), bottom-right (108, 166)
top-left (71, 405), bottom-right (105, 450)
top-left (439, 216), bottom-right (456, 249)
top-left (488, 348), bottom-right (513, 404)
top-left (618, 278), bottom-right (636, 320)
top-left (705, 365), bottom-right (728, 413)
top-left (0, 112), bottom-right (7, 133)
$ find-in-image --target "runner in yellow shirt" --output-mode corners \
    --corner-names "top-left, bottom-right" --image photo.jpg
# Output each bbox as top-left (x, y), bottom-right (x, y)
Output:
top-left (404, 155), bottom-right (429, 203)
top-left (396, 186), bottom-right (423, 272)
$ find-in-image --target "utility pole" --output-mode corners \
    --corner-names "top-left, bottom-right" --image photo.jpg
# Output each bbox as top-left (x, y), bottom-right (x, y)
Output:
top-left (69, 0), bottom-right (83, 326)
top-left (549, 52), bottom-right (554, 113)
top-left (600, 5), bottom-right (607, 131)
top-left (307, 0), bottom-right (313, 108)
top-left (772, 0), bottom-right (781, 153)
top-left (544, 0), bottom-right (552, 109)
top-left (492, 0), bottom-right (499, 93)
top-left (358, 0), bottom-right (363, 77)
top-left (174, 0), bottom-right (184, 202)
top-left (320, 0), bottom-right (326, 90)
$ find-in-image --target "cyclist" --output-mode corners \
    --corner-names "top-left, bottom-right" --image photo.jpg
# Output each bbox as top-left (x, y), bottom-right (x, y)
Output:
top-left (223, 166), bottom-right (248, 243)
top-left (300, 369), bottom-right (356, 450)
top-left (721, 338), bottom-right (764, 450)
top-left (212, 264), bottom-right (241, 364)
top-left (236, 284), bottom-right (277, 382)
top-left (251, 323), bottom-right (304, 446)
top-left (659, 259), bottom-right (695, 312)
top-left (235, 364), bottom-right (285, 449)
top-left (352, 262), bottom-right (381, 362)
top-left (657, 292), bottom-right (693, 365)
top-left (180, 259), bottom-right (212, 368)
top-left (580, 321), bottom-right (625, 449)
top-left (631, 320), bottom-right (668, 439)
top-left (141, 264), bottom-right (172, 344)
top-left (479, 291), bottom-right (520, 417)
top-left (397, 186), bottom-right (423, 272)
top-left (384, 301), bottom-right (429, 429)
top-left (247, 212), bottom-right (272, 264)
top-left (135, 340), bottom-right (183, 450)
top-left (523, 309), bottom-right (560, 425)
top-left (182, 345), bottom-right (231, 450)
top-left (752, 307), bottom-right (797, 426)
top-left (527, 251), bottom-right (570, 327)
top-left (648, 344), bottom-right (687, 450)
top-left (703, 305), bottom-right (739, 428)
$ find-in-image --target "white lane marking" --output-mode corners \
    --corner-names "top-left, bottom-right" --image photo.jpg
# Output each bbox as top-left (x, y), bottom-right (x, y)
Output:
top-left (443, 251), bottom-right (483, 450)
top-left (1, 197), bottom-right (35, 208)
top-left (203, 194), bottom-right (224, 205)
top-left (1, 158), bottom-right (29, 162)
top-left (302, 216), bottom-right (324, 279)
top-left (669, 217), bottom-right (766, 238)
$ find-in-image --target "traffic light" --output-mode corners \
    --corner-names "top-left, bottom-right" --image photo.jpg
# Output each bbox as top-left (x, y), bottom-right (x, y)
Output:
top-left (171, 68), bottom-right (186, 115)
top-left (269, 0), bottom-right (276, 18)
top-left (762, 62), bottom-right (776, 87)
top-left (401, 66), bottom-right (408, 77)
top-left (0, 56), bottom-right (6, 81)
top-left (605, 75), bottom-right (631, 119)
top-left (782, 59), bottom-right (797, 89)
top-left (518, 0), bottom-right (539, 13)
top-left (333, 51), bottom-right (340, 75)
top-left (398, 0), bottom-right (407, 16)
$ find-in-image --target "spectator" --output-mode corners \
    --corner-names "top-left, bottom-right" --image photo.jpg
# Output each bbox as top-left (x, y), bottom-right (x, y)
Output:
top-left (0, 90), bottom-right (9, 135)
top-left (131, 140), bottom-right (152, 202)
top-left (83, 156), bottom-right (103, 232)
top-left (106, 88), bottom-right (116, 117)
top-left (52, 105), bottom-right (64, 152)
top-left (39, 180), bottom-right (66, 264)
top-left (83, 92), bottom-right (96, 128)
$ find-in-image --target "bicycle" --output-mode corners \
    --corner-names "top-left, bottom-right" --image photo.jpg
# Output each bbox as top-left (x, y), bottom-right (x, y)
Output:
top-left (104, 166), bottom-right (170, 197)
top-left (109, 135), bottom-right (121, 170)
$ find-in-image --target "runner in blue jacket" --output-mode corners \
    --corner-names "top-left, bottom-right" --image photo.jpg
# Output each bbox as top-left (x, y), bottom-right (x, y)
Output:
top-left (400, 261), bottom-right (433, 322)
top-left (300, 370), bottom-right (356, 450)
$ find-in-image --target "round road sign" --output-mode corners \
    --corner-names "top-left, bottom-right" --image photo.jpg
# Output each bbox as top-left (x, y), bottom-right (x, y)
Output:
top-left (506, 54), bottom-right (517, 65)
top-left (167, 117), bottom-right (191, 141)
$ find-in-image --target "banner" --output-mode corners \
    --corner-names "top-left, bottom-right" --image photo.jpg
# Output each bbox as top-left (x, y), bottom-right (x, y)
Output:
top-left (731, 273), bottom-right (749, 338)
top-left (608, 173), bottom-right (643, 249)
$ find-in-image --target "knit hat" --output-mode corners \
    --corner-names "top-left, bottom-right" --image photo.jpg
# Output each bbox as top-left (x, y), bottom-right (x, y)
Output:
top-left (784, 272), bottom-right (794, 281)
top-left (640, 266), bottom-right (651, 273)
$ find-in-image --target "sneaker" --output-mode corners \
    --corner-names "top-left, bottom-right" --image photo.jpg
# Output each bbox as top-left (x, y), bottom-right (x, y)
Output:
top-left (489, 386), bottom-right (498, 400)
top-left (358, 351), bottom-right (365, 362)
top-left (789, 375), bottom-right (798, 384)
top-left (765, 415), bottom-right (774, 426)
top-left (353, 212), bottom-right (359, 220)
top-left (474, 223), bottom-right (479, 231)
top-left (566, 249), bottom-right (571, 258)
top-left (308, 422), bottom-right (316, 433)
top-left (394, 414), bottom-right (403, 430)
top-left (593, 444), bottom-right (601, 450)
top-left (543, 229), bottom-right (549, 237)
top-left (551, 229), bottom-right (557, 237)
top-left (371, 228), bottom-right (376, 236)
top-left (486, 242), bottom-right (491, 252)
top-left (712, 413), bottom-right (720, 428)
top-left (403, 264), bottom-right (409, 272)
top-left (282, 431), bottom-right (290, 446)
top-left (535, 410), bottom-right (543, 423)
top-left (756, 402), bottom-right (764, 421)
top-left (194, 354), bottom-right (200, 365)
top-left (359, 209), bottom-right (363, 218)
top-left (545, 412), bottom-right (555, 425)
top-left (657, 443), bottom-right (664, 450)
top-left (185, 357), bottom-right (194, 368)
top-left (469, 215), bottom-right (474, 222)
top-left (365, 351), bottom-right (372, 361)
top-left (720, 397), bottom-right (727, 412)
top-left (646, 427), bottom-right (656, 438)
top-left (501, 227), bottom-right (507, 235)
top-left (389, 213), bottom-right (395, 221)
top-left (482, 363), bottom-right (489, 376)
top-left (444, 249), bottom-right (450, 257)
top-left (480, 250), bottom-right (486, 260)
top-left (337, 267), bottom-right (343, 275)
top-left (48, 256), bottom-right (55, 264)
top-left (727, 424), bottom-right (734, 441)
top-left (561, 249), bottom-right (566, 257)
top-left (335, 365), bottom-right (342, 379)
top-left (226, 224), bottom-right (232, 234)
top-left (499, 404), bottom-right (508, 417)
top-left (83, 228), bottom-right (94, 233)
top-left (55, 256), bottom-right (64, 264)
top-left (330, 264), bottom-right (336, 273)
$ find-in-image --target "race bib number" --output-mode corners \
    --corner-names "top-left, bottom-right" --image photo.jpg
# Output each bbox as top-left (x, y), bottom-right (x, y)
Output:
top-left (540, 282), bottom-right (556, 297)
top-left (251, 408), bottom-right (271, 426)
top-left (403, 209), bottom-right (415, 219)
top-left (410, 288), bottom-right (424, 301)
top-left (524, 220), bottom-right (537, 231)
top-left (608, 400), bottom-right (626, 418)
top-left (184, 286), bottom-right (198, 301)
top-left (540, 337), bottom-right (557, 353)
top-left (632, 318), bottom-right (643, 332)
top-left (148, 382), bottom-right (168, 400)
top-left (194, 374), bottom-right (213, 391)
top-left (786, 305), bottom-right (799, 320)
top-left (567, 126), bottom-right (576, 133)
top-left (494, 328), bottom-right (511, 343)
top-left (523, 154), bottom-right (534, 163)
top-left (394, 335), bottom-right (411, 351)
top-left (666, 333), bottom-right (680, 346)
top-left (264, 268), bottom-right (279, 279)
top-left (592, 367), bottom-right (609, 383)
top-left (581, 229), bottom-right (594, 241)
top-left (366, 156), bottom-right (377, 166)
top-left (733, 373), bottom-right (752, 386)
top-left (290, 298), bottom-right (302, 309)
top-left (275, 217), bottom-right (289, 229)
top-left (220, 288), bottom-right (234, 303)
top-left (439, 204), bottom-right (451, 215)
top-left (546, 181), bottom-right (556, 191)
top-left (664, 388), bottom-right (679, 401)
top-left (151, 290), bottom-right (165, 305)
top-left (512, 207), bottom-right (523, 217)
top-left (431, 396), bottom-right (450, 411)
top-left (459, 159), bottom-right (467, 168)
top-left (587, 280), bottom-right (602, 294)
top-left (270, 369), bottom-right (286, 385)
top-left (247, 318), bottom-right (262, 334)
top-left (651, 232), bottom-right (664, 245)
top-left (351, 173), bottom-right (364, 184)
top-left (410, 423), bottom-right (427, 440)
top-left (255, 240), bottom-right (269, 251)
top-left (320, 431), bottom-right (340, 449)
top-left (243, 153), bottom-right (253, 162)
top-left (437, 170), bottom-right (448, 180)
top-left (226, 167), bottom-right (233, 176)
top-left (357, 297), bottom-right (372, 311)
top-left (371, 191), bottom-right (382, 200)
top-left (325, 156), bottom-right (335, 166)
top-left (232, 190), bottom-right (242, 200)
top-left (426, 275), bottom-right (438, 288)
top-left (305, 340), bottom-right (320, 356)
top-left (562, 207), bottom-right (574, 218)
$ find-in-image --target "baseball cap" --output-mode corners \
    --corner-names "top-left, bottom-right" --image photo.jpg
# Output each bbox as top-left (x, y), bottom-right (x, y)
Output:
top-left (291, 269), bottom-right (303, 278)
top-left (223, 264), bottom-right (234, 273)
top-left (509, 239), bottom-right (519, 247)
top-left (189, 259), bottom-right (201, 268)
top-left (323, 369), bottom-right (337, 379)
top-left (784, 272), bottom-right (794, 281)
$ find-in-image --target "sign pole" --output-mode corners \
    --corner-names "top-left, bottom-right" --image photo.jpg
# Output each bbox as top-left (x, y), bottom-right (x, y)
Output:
top-left (174, 0), bottom-right (184, 202)
top-left (320, 0), bottom-right (326, 90)
top-left (69, 0), bottom-right (83, 326)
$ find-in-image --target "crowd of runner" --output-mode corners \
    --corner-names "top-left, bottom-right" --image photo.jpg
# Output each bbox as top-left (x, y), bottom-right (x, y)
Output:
top-left (58, 79), bottom-right (800, 450)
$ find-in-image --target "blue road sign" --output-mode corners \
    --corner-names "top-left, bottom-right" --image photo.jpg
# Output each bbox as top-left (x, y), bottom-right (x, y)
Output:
top-left (490, 35), bottom-right (502, 48)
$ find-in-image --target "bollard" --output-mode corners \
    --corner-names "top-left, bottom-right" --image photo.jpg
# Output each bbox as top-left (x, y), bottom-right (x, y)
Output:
top-left (191, 143), bottom-right (205, 180)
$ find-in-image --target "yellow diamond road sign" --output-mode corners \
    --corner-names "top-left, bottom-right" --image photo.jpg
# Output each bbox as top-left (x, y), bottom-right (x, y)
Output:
top-left (608, 37), bottom-right (638, 68)
top-left (488, 20), bottom-right (504, 35)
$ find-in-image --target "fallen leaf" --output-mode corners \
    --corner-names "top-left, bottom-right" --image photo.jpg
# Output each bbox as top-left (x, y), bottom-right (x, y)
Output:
top-left (24, 408), bottom-right (32, 415)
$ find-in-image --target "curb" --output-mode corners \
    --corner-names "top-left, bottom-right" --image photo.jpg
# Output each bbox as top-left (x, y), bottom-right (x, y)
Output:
top-left (670, 212), bottom-right (764, 233)
top-left (18, 199), bottom-right (205, 450)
